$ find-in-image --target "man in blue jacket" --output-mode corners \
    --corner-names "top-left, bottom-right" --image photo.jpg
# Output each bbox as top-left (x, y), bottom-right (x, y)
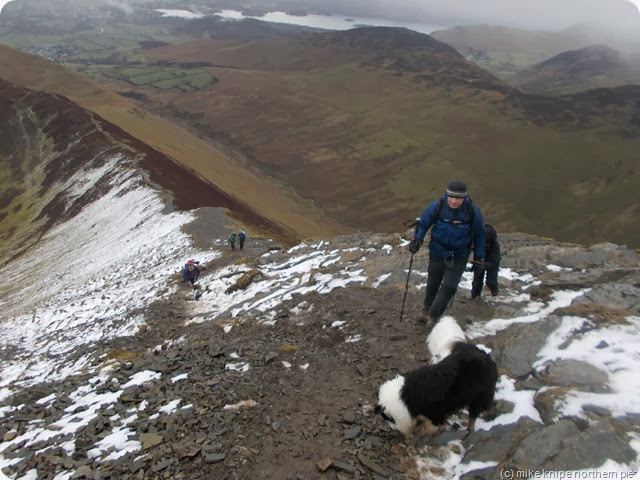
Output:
top-left (408, 180), bottom-right (486, 325)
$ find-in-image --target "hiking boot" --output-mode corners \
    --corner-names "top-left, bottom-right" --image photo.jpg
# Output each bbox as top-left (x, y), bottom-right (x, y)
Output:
top-left (471, 291), bottom-right (480, 300)
top-left (418, 307), bottom-right (430, 324)
top-left (490, 287), bottom-right (499, 296)
top-left (424, 315), bottom-right (439, 334)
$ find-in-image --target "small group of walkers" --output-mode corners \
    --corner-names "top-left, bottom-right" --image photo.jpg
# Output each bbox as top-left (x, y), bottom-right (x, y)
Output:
top-left (181, 229), bottom-right (249, 287)
top-left (408, 180), bottom-right (501, 325)
top-left (228, 230), bottom-right (246, 250)
top-left (181, 183), bottom-right (499, 317)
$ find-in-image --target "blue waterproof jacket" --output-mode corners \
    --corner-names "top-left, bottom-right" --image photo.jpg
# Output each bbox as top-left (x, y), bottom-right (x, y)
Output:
top-left (414, 195), bottom-right (486, 260)
top-left (183, 265), bottom-right (201, 284)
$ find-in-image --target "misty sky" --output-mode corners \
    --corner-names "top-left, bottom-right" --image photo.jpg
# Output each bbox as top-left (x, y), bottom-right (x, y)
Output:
top-left (315, 0), bottom-right (640, 31)
top-left (2, 0), bottom-right (640, 31)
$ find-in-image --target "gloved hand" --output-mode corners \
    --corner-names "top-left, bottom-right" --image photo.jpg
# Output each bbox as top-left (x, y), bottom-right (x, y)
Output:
top-left (473, 258), bottom-right (485, 270)
top-left (408, 238), bottom-right (421, 254)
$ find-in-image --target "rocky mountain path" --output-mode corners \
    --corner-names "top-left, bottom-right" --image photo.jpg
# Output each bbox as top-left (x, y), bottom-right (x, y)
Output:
top-left (2, 233), bottom-right (639, 480)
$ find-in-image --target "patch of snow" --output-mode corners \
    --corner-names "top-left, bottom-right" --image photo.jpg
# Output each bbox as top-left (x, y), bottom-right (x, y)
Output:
top-left (88, 426), bottom-right (140, 461)
top-left (122, 371), bottom-right (161, 389)
top-left (158, 399), bottom-right (181, 415)
top-left (466, 289), bottom-right (588, 339)
top-left (225, 362), bottom-right (250, 372)
top-left (535, 316), bottom-right (640, 419)
top-left (476, 376), bottom-right (542, 430)
top-left (372, 273), bottom-right (392, 288)
top-left (171, 373), bottom-right (188, 383)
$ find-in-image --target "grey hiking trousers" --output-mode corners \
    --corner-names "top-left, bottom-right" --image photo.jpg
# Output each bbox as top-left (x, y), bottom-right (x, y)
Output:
top-left (424, 252), bottom-right (469, 319)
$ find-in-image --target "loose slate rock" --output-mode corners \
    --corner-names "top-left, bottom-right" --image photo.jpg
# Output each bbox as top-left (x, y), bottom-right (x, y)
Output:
top-left (139, 432), bottom-right (163, 449)
top-left (204, 453), bottom-right (226, 464)
top-left (316, 458), bottom-right (333, 472)
top-left (332, 460), bottom-right (357, 473)
top-left (358, 453), bottom-right (390, 477)
top-left (175, 444), bottom-right (201, 458)
top-left (343, 426), bottom-right (362, 440)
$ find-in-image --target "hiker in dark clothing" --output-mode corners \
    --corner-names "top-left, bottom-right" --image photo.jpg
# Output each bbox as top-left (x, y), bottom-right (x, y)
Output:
top-left (229, 232), bottom-right (237, 250)
top-left (182, 260), bottom-right (200, 286)
top-left (238, 230), bottom-right (246, 250)
top-left (407, 180), bottom-right (486, 325)
top-left (472, 224), bottom-right (501, 299)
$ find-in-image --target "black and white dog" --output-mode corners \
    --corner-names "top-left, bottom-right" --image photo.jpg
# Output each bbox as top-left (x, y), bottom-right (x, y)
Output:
top-left (375, 316), bottom-right (498, 438)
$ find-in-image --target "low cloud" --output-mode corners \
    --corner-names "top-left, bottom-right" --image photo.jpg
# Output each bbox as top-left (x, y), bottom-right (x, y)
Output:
top-left (307, 0), bottom-right (640, 31)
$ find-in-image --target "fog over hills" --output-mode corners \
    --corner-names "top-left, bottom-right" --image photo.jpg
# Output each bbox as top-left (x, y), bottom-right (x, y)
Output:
top-left (508, 45), bottom-right (640, 94)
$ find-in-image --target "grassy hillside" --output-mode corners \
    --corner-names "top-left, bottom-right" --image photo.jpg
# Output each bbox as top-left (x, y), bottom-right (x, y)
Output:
top-left (0, 45), bottom-right (349, 242)
top-left (123, 27), bottom-right (639, 247)
top-left (2, 22), bottom-right (639, 246)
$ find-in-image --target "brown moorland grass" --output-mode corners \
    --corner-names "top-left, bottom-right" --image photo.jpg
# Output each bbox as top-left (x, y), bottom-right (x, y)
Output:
top-left (132, 31), bottom-right (640, 247)
top-left (0, 44), bottom-right (352, 242)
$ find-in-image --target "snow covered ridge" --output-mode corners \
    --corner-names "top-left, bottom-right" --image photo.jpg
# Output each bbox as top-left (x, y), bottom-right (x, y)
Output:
top-left (0, 164), bottom-right (639, 480)
top-left (0, 157), bottom-right (216, 388)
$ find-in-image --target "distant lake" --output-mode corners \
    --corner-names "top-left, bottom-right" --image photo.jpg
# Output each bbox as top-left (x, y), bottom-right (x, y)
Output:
top-left (156, 9), bottom-right (445, 35)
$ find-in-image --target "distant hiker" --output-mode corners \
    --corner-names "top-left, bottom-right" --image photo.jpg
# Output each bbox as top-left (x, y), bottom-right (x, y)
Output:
top-left (471, 224), bottom-right (501, 299)
top-left (183, 260), bottom-right (200, 286)
top-left (407, 180), bottom-right (486, 326)
top-left (229, 232), bottom-right (237, 250)
top-left (238, 230), bottom-right (246, 250)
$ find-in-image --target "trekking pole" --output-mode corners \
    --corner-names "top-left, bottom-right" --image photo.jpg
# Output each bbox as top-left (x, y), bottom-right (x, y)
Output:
top-left (399, 218), bottom-right (420, 322)
top-left (399, 252), bottom-right (414, 322)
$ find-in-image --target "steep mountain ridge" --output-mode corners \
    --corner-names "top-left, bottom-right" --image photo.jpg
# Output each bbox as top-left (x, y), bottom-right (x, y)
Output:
top-left (0, 45), bottom-right (350, 242)
top-left (0, 78), bottom-right (300, 270)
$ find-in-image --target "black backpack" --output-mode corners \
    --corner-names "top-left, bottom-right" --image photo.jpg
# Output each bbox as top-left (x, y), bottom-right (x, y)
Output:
top-left (484, 224), bottom-right (497, 244)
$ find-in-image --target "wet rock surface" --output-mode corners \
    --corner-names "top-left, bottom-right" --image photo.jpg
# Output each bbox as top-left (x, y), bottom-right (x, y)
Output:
top-left (1, 233), bottom-right (639, 479)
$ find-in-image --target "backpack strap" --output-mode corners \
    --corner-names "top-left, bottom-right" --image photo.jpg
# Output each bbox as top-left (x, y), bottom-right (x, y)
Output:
top-left (435, 197), bottom-right (475, 226)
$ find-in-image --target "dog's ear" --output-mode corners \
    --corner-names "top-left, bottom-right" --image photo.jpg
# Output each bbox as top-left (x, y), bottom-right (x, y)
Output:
top-left (374, 404), bottom-right (383, 414)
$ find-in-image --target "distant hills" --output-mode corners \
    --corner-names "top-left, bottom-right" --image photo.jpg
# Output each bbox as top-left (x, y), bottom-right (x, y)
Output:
top-left (89, 27), bottom-right (640, 246)
top-left (1, 21), bottom-right (639, 247)
top-left (508, 45), bottom-right (640, 95)
top-left (431, 24), bottom-right (640, 80)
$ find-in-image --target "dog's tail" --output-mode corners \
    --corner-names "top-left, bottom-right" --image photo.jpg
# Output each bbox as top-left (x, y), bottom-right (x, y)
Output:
top-left (427, 316), bottom-right (466, 364)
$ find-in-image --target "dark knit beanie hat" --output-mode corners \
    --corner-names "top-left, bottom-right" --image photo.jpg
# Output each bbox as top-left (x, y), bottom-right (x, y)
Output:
top-left (446, 180), bottom-right (468, 198)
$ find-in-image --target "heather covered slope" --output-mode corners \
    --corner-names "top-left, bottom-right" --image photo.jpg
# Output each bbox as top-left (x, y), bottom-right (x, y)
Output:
top-left (0, 48), bottom-right (350, 244)
top-left (2, 24), bottom-right (639, 246)
top-left (0, 78), bottom-right (307, 270)
top-left (131, 27), bottom-right (640, 247)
